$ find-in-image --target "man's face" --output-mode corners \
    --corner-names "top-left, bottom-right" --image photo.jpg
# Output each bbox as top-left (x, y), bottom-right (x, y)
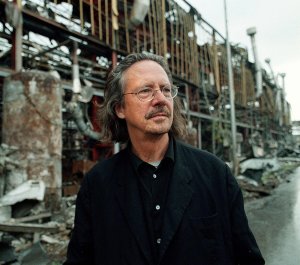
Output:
top-left (115, 60), bottom-right (174, 140)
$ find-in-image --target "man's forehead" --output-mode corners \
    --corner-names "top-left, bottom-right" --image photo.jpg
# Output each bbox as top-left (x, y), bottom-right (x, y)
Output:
top-left (124, 61), bottom-right (170, 84)
top-left (125, 74), bottom-right (170, 84)
top-left (126, 60), bottom-right (165, 72)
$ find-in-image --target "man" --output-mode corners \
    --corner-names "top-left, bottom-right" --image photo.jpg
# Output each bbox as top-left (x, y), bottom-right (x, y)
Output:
top-left (65, 53), bottom-right (264, 265)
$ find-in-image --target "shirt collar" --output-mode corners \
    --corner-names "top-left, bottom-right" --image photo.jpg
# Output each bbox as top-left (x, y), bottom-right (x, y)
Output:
top-left (128, 135), bottom-right (175, 171)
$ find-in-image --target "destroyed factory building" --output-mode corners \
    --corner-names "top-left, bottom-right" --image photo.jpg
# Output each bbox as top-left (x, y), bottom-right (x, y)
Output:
top-left (0, 0), bottom-right (296, 263)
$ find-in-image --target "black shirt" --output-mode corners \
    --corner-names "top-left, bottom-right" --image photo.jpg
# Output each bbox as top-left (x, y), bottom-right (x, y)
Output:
top-left (129, 138), bottom-right (174, 262)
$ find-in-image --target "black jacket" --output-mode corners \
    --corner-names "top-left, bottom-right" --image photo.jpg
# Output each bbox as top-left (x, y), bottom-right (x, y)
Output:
top-left (65, 140), bottom-right (265, 265)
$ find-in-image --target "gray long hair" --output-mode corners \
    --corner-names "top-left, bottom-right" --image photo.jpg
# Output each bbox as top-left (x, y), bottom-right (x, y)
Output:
top-left (99, 52), bottom-right (187, 143)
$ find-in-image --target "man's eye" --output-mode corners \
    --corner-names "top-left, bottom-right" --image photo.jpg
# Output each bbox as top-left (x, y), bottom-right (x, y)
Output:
top-left (163, 87), bottom-right (172, 93)
top-left (139, 88), bottom-right (152, 94)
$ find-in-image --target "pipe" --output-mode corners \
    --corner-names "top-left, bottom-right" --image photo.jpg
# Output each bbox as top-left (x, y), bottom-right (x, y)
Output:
top-left (72, 41), bottom-right (81, 94)
top-left (279, 73), bottom-right (287, 124)
top-left (66, 101), bottom-right (102, 140)
top-left (280, 73), bottom-right (286, 113)
top-left (247, 27), bottom-right (262, 98)
top-left (265, 58), bottom-right (282, 126)
top-left (129, 0), bottom-right (150, 28)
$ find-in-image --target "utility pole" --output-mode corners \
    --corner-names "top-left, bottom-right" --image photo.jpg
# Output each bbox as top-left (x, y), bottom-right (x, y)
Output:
top-left (223, 0), bottom-right (237, 175)
top-left (279, 73), bottom-right (287, 125)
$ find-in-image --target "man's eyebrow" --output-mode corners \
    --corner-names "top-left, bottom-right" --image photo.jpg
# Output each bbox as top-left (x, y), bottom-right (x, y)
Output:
top-left (132, 80), bottom-right (171, 89)
top-left (144, 82), bottom-right (171, 86)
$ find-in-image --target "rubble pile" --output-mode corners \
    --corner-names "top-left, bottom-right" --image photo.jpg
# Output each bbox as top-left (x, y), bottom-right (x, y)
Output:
top-left (0, 196), bottom-right (76, 264)
top-left (0, 140), bottom-right (75, 264)
top-left (237, 156), bottom-right (300, 201)
top-left (0, 142), bottom-right (72, 264)
top-left (1, 141), bottom-right (300, 263)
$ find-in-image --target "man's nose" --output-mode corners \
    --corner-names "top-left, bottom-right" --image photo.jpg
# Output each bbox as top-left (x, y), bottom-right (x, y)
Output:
top-left (152, 88), bottom-right (166, 100)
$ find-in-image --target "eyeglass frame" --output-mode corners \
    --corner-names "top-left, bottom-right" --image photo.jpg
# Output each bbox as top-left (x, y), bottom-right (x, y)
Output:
top-left (122, 85), bottom-right (178, 102)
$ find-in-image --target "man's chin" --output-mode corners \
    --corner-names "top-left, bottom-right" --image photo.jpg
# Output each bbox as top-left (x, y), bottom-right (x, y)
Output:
top-left (145, 128), bottom-right (170, 136)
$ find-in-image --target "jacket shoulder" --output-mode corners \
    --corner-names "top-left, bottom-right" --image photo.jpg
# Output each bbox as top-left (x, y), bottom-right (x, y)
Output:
top-left (175, 140), bottom-right (227, 167)
top-left (84, 148), bottom-right (127, 183)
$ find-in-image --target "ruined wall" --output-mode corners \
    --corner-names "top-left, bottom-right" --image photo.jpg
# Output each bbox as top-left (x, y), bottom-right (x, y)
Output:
top-left (2, 71), bottom-right (62, 209)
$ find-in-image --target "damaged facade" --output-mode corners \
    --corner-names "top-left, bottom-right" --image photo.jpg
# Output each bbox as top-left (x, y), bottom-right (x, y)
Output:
top-left (0, 0), bottom-right (296, 263)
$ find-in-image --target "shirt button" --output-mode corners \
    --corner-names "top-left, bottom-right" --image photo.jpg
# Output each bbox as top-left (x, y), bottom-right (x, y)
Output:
top-left (153, 174), bottom-right (157, 179)
top-left (155, 205), bottom-right (160, 210)
top-left (156, 238), bottom-right (161, 244)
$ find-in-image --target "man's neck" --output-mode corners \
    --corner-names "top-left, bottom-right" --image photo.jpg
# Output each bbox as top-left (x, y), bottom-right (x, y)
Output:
top-left (130, 134), bottom-right (169, 163)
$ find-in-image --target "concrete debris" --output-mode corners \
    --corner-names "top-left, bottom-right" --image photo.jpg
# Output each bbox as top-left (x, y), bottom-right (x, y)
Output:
top-left (240, 158), bottom-right (280, 174)
top-left (277, 147), bottom-right (300, 158)
top-left (0, 180), bottom-right (45, 207)
top-left (11, 212), bottom-right (52, 223)
top-left (238, 180), bottom-right (271, 197)
top-left (0, 222), bottom-right (60, 234)
top-left (238, 158), bottom-right (300, 200)
top-left (0, 195), bottom-right (76, 264)
top-left (239, 158), bottom-right (280, 185)
top-left (278, 157), bottom-right (300, 163)
top-left (241, 169), bottom-right (265, 183)
top-left (236, 175), bottom-right (259, 187)
top-left (41, 234), bottom-right (61, 245)
top-left (237, 174), bottom-right (272, 200)
top-left (11, 237), bottom-right (33, 253)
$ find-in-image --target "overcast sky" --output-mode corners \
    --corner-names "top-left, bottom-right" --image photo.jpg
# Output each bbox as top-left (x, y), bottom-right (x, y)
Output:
top-left (185, 0), bottom-right (300, 121)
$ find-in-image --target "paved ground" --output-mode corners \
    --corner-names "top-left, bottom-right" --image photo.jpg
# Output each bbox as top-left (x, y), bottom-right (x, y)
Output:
top-left (245, 166), bottom-right (300, 265)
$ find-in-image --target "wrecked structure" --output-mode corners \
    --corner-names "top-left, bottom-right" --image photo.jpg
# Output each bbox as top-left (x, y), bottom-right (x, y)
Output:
top-left (0, 0), bottom-right (294, 197)
top-left (0, 0), bottom-right (296, 263)
top-left (0, 0), bottom-right (293, 199)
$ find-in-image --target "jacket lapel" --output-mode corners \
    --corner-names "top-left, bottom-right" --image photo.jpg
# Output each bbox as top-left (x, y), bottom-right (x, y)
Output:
top-left (115, 156), bottom-right (153, 265)
top-left (158, 142), bottom-right (194, 263)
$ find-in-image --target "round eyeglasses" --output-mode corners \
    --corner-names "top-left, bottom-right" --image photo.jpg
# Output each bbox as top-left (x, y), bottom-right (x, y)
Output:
top-left (123, 85), bottom-right (178, 102)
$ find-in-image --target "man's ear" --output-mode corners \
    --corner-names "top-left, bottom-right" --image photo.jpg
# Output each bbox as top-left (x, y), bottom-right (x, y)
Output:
top-left (115, 103), bottom-right (125, 119)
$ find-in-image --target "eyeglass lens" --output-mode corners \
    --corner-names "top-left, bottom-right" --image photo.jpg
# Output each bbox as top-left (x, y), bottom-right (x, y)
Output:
top-left (138, 86), bottom-right (177, 101)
